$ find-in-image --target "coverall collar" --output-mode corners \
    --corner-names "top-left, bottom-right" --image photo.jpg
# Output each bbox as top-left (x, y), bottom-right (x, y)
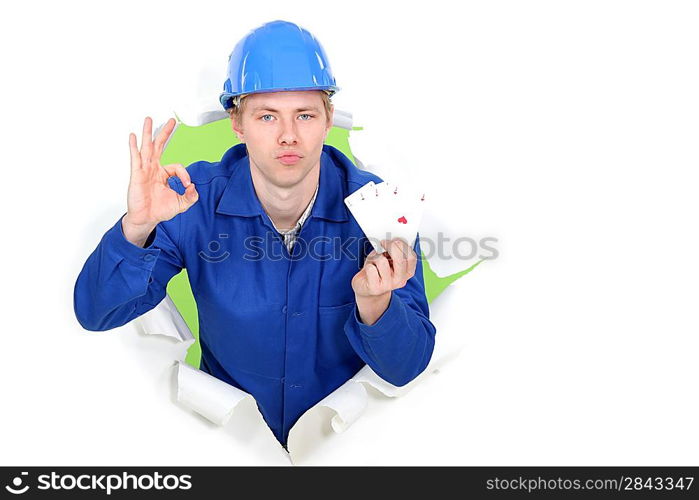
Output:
top-left (215, 143), bottom-right (349, 222)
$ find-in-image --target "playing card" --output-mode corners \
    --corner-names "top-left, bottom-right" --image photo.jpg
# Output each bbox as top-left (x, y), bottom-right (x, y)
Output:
top-left (374, 182), bottom-right (426, 252)
top-left (345, 181), bottom-right (384, 251)
top-left (345, 180), bottom-right (427, 254)
top-left (344, 181), bottom-right (375, 208)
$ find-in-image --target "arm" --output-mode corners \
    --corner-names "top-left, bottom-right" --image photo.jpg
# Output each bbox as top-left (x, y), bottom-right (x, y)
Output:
top-left (73, 213), bottom-right (184, 331)
top-left (74, 116), bottom-right (198, 331)
top-left (344, 234), bottom-right (437, 386)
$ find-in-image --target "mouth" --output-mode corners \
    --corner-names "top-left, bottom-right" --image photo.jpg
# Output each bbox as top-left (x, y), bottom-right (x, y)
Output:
top-left (277, 152), bottom-right (303, 165)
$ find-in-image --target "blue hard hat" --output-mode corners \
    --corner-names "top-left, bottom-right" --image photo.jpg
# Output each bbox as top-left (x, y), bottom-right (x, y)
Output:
top-left (219, 20), bottom-right (340, 111)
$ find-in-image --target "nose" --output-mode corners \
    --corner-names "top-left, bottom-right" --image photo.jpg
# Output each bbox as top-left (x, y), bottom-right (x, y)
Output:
top-left (278, 115), bottom-right (298, 145)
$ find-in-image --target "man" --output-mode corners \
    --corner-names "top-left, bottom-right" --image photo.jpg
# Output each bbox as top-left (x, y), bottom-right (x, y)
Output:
top-left (73, 20), bottom-right (436, 451)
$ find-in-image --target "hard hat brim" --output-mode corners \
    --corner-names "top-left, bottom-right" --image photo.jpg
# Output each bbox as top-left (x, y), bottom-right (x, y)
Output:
top-left (220, 86), bottom-right (339, 111)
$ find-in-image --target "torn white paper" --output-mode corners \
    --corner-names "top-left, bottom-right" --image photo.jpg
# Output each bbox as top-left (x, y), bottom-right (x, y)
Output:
top-left (132, 294), bottom-right (194, 344)
top-left (175, 361), bottom-right (253, 427)
top-left (132, 276), bottom-right (465, 464)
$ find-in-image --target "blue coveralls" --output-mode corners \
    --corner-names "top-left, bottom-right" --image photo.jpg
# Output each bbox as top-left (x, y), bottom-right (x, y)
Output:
top-left (73, 143), bottom-right (437, 449)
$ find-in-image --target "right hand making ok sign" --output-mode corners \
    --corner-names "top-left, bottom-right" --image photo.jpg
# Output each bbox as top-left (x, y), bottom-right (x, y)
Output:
top-left (122, 117), bottom-right (199, 246)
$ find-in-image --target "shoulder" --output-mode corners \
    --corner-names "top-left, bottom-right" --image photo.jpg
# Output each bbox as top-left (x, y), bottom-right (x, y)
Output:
top-left (166, 143), bottom-right (247, 193)
top-left (322, 144), bottom-right (384, 192)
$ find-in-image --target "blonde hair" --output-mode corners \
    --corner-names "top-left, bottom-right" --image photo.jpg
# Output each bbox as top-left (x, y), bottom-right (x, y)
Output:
top-left (228, 90), bottom-right (334, 127)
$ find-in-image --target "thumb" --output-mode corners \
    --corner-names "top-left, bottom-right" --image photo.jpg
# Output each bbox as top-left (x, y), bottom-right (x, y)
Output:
top-left (179, 182), bottom-right (199, 209)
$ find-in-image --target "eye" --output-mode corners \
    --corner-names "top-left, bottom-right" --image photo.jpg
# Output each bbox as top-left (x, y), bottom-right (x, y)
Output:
top-left (260, 114), bottom-right (274, 122)
top-left (298, 114), bottom-right (313, 120)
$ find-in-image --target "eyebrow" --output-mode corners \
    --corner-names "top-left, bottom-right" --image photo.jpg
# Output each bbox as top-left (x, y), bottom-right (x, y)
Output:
top-left (251, 106), bottom-right (321, 114)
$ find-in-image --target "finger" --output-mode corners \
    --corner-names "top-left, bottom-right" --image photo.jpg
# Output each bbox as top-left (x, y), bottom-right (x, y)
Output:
top-left (384, 239), bottom-right (409, 283)
top-left (371, 253), bottom-right (393, 288)
top-left (162, 163), bottom-right (191, 187)
top-left (365, 262), bottom-right (381, 294)
top-left (381, 251), bottom-right (393, 271)
top-left (407, 248), bottom-right (417, 279)
top-left (382, 238), bottom-right (410, 259)
top-left (399, 239), bottom-right (411, 277)
top-left (141, 116), bottom-right (154, 165)
top-left (177, 183), bottom-right (199, 211)
top-left (152, 118), bottom-right (177, 160)
top-left (129, 133), bottom-right (141, 171)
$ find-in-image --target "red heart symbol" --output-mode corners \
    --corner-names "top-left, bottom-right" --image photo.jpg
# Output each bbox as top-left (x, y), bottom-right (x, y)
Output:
top-left (397, 216), bottom-right (408, 224)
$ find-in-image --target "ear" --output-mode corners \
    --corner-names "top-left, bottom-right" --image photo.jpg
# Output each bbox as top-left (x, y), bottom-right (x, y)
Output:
top-left (324, 104), bottom-right (335, 136)
top-left (231, 115), bottom-right (245, 143)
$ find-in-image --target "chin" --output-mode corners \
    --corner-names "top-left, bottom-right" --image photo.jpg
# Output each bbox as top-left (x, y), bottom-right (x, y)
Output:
top-left (272, 167), bottom-right (304, 186)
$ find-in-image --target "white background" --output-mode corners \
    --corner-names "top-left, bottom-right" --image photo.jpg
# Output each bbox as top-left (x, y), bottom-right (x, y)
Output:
top-left (1, 0), bottom-right (697, 466)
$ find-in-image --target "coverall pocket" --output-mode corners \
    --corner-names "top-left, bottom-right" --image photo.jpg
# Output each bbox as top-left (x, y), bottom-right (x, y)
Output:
top-left (316, 302), bottom-right (355, 369)
top-left (318, 301), bottom-right (355, 314)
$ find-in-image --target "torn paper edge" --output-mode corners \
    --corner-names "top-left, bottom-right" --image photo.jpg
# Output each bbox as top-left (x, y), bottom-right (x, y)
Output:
top-left (175, 361), bottom-right (253, 426)
top-left (134, 292), bottom-right (460, 455)
top-left (133, 294), bottom-right (194, 346)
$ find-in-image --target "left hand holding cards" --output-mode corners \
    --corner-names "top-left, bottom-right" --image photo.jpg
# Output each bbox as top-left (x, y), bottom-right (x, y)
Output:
top-left (346, 179), bottom-right (424, 323)
top-left (351, 238), bottom-right (418, 298)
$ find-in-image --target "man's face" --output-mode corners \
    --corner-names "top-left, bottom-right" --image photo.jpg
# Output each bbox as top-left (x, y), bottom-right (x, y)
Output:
top-left (231, 90), bottom-right (333, 189)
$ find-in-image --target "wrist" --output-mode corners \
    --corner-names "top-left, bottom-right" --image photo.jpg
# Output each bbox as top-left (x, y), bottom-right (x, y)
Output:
top-left (121, 214), bottom-right (157, 248)
top-left (355, 291), bottom-right (391, 326)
